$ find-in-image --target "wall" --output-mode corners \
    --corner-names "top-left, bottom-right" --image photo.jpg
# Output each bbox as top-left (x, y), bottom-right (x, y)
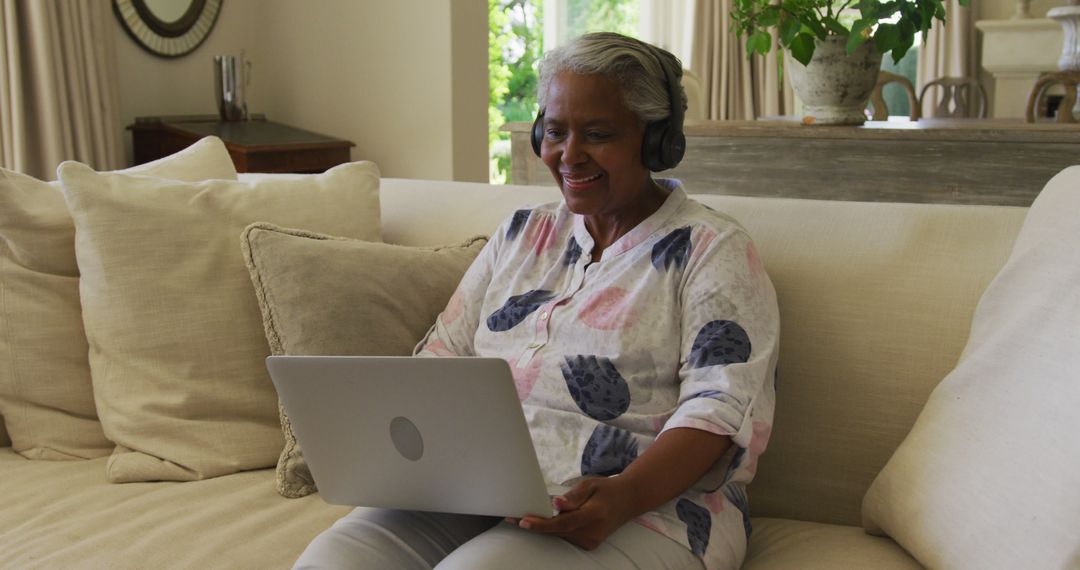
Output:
top-left (450, 1), bottom-right (490, 183)
top-left (979, 0), bottom-right (1060, 21)
top-left (114, 1), bottom-right (258, 161)
top-left (113, 0), bottom-right (488, 182)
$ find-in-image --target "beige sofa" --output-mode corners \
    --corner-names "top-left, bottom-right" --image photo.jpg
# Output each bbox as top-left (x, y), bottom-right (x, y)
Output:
top-left (1, 165), bottom-right (1072, 569)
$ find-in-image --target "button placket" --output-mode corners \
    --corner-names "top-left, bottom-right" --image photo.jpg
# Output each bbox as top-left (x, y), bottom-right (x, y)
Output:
top-left (518, 253), bottom-right (590, 368)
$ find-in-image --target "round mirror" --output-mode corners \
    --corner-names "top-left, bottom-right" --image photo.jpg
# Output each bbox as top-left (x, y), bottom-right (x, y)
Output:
top-left (113, 0), bottom-right (223, 59)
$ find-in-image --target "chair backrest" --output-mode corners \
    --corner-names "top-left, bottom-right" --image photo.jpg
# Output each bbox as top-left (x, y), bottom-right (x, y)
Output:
top-left (1026, 71), bottom-right (1080, 123)
top-left (919, 76), bottom-right (988, 118)
top-left (867, 71), bottom-right (920, 121)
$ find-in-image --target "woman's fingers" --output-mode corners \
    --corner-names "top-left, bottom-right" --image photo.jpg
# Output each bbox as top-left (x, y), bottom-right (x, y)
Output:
top-left (519, 507), bottom-right (588, 533)
top-left (552, 479), bottom-right (597, 512)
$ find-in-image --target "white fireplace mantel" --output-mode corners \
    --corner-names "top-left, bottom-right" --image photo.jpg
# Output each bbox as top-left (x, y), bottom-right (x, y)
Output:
top-left (976, 18), bottom-right (1062, 118)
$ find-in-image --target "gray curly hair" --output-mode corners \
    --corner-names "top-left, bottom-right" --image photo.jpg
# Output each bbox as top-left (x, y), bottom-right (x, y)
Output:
top-left (536, 32), bottom-right (687, 125)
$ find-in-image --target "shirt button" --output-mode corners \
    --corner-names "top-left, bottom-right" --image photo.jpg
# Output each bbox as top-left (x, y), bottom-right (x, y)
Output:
top-left (539, 311), bottom-right (549, 320)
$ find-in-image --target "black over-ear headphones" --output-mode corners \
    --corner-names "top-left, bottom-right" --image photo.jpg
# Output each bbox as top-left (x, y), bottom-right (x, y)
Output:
top-left (530, 42), bottom-right (686, 172)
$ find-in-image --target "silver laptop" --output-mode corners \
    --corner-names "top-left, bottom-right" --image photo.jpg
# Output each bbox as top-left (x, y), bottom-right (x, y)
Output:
top-left (266, 355), bottom-right (556, 518)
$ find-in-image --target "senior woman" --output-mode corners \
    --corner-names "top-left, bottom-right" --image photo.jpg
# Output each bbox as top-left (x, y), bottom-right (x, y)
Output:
top-left (294, 32), bottom-right (779, 570)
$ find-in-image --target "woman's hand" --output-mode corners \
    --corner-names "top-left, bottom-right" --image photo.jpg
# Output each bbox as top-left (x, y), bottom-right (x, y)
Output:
top-left (515, 476), bottom-right (638, 550)
top-left (509, 428), bottom-right (732, 550)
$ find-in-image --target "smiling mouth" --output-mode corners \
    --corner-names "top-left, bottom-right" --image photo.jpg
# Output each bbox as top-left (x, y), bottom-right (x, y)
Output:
top-left (562, 172), bottom-right (603, 187)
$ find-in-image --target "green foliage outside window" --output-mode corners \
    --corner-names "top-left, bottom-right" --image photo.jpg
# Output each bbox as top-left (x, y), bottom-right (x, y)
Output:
top-left (488, 0), bottom-right (638, 183)
top-left (489, 0), bottom-right (543, 184)
top-left (565, 0), bottom-right (638, 40)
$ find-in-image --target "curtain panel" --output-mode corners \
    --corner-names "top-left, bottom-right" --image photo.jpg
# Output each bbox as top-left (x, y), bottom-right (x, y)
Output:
top-left (918, 0), bottom-right (976, 118)
top-left (689, 0), bottom-right (794, 120)
top-left (0, 0), bottom-right (122, 180)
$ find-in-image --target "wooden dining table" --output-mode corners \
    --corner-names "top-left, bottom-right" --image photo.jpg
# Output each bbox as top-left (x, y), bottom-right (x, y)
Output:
top-left (505, 117), bottom-right (1080, 206)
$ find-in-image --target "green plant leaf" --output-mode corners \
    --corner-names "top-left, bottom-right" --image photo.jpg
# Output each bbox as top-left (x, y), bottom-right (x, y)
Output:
top-left (858, 0), bottom-right (882, 19)
top-left (803, 17), bottom-right (827, 40)
top-left (891, 20), bottom-right (916, 62)
top-left (789, 32), bottom-right (816, 66)
top-left (899, 15), bottom-right (916, 42)
top-left (874, 22), bottom-right (900, 54)
top-left (919, 0), bottom-right (935, 38)
top-left (846, 19), bottom-right (872, 54)
top-left (728, 0), bottom-right (968, 64)
top-left (779, 13), bottom-right (801, 46)
top-left (758, 5), bottom-right (781, 27)
top-left (822, 16), bottom-right (848, 36)
top-left (748, 30), bottom-right (773, 56)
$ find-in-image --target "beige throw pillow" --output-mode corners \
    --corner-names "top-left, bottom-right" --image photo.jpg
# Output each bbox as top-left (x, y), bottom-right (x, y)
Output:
top-left (0, 137), bottom-right (238, 460)
top-left (862, 167), bottom-right (1080, 569)
top-left (241, 223), bottom-right (486, 497)
top-left (58, 161), bottom-right (381, 482)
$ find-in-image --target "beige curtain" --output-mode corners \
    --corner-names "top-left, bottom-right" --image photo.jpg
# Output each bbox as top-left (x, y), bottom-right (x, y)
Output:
top-left (917, 0), bottom-right (976, 117)
top-left (690, 0), bottom-right (794, 120)
top-left (0, 0), bottom-right (122, 180)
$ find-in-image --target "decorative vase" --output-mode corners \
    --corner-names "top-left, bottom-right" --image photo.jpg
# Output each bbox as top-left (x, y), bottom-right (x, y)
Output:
top-left (1049, 4), bottom-right (1080, 71)
top-left (785, 36), bottom-right (883, 126)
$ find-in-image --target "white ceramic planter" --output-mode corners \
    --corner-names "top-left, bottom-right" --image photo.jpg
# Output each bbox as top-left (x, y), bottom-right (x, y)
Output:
top-left (785, 36), bottom-right (883, 125)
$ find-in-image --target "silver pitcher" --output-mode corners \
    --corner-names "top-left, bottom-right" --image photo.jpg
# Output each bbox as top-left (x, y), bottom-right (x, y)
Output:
top-left (213, 53), bottom-right (249, 121)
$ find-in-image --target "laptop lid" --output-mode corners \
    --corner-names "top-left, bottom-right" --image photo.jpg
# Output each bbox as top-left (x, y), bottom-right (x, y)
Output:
top-left (266, 355), bottom-right (554, 519)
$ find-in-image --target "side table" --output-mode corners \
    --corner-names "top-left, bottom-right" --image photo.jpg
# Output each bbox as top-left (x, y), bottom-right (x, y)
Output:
top-left (128, 115), bottom-right (355, 173)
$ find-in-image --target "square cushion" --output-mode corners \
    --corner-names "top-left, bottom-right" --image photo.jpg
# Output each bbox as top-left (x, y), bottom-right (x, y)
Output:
top-left (240, 223), bottom-right (486, 497)
top-left (744, 518), bottom-right (919, 570)
top-left (862, 166), bottom-right (1080, 569)
top-left (0, 137), bottom-right (238, 460)
top-left (57, 161), bottom-right (381, 482)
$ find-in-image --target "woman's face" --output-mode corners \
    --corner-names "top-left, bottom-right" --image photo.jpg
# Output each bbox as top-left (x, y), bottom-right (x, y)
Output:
top-left (539, 71), bottom-right (654, 220)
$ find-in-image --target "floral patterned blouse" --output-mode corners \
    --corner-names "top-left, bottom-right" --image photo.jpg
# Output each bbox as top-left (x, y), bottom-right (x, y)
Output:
top-left (415, 180), bottom-right (780, 569)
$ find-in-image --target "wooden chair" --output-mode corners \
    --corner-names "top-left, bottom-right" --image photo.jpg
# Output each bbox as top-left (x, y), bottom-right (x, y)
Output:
top-left (867, 71), bottom-right (920, 121)
top-left (1026, 71), bottom-right (1080, 123)
top-left (918, 76), bottom-right (988, 118)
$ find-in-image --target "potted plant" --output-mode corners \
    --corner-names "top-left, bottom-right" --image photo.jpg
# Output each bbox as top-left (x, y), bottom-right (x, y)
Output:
top-left (731, 0), bottom-right (971, 125)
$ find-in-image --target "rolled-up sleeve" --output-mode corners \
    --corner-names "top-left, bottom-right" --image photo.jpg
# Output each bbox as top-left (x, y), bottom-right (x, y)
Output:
top-left (662, 227), bottom-right (780, 450)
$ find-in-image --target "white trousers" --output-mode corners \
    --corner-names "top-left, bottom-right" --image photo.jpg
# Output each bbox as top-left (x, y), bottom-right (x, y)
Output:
top-left (294, 507), bottom-right (704, 570)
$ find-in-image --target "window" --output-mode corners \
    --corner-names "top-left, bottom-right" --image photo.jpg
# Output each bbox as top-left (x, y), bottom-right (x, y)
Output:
top-left (880, 43), bottom-right (920, 118)
top-left (488, 0), bottom-right (639, 183)
top-left (489, 0), bottom-right (543, 183)
top-left (544, 0), bottom-right (639, 50)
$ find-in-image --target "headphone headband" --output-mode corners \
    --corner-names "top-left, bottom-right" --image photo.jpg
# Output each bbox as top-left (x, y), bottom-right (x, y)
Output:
top-left (650, 44), bottom-right (684, 142)
top-left (531, 38), bottom-right (686, 171)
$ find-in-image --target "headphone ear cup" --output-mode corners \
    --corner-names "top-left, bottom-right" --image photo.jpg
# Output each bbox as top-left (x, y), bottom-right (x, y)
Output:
top-left (641, 120), bottom-right (667, 172)
top-left (531, 113), bottom-right (544, 157)
top-left (641, 119), bottom-right (686, 172)
top-left (664, 129), bottom-right (686, 170)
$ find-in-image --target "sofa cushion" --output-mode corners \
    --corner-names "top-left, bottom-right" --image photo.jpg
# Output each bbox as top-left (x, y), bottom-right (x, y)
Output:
top-left (0, 137), bottom-right (237, 460)
top-left (0, 448), bottom-right (349, 568)
top-left (743, 518), bottom-right (919, 569)
top-left (690, 195), bottom-right (1026, 526)
top-left (240, 223), bottom-right (486, 497)
top-left (57, 161), bottom-right (381, 483)
top-left (378, 178), bottom-right (562, 246)
top-left (861, 166), bottom-right (1080, 569)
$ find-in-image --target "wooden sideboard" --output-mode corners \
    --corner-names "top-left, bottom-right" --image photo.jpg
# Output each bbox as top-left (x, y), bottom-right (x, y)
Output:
top-left (129, 115), bottom-right (355, 174)
top-left (505, 118), bottom-right (1080, 206)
